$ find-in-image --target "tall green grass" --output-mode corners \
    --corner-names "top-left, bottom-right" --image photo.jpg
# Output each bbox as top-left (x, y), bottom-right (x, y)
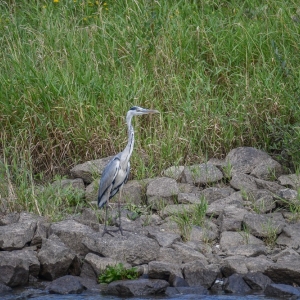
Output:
top-left (1, 0), bottom-right (300, 186)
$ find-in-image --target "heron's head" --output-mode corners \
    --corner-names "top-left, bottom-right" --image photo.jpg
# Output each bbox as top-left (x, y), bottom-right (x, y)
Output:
top-left (128, 106), bottom-right (159, 116)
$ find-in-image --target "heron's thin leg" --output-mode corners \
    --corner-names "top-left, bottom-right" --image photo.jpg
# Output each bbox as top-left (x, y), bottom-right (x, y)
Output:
top-left (102, 203), bottom-right (114, 237)
top-left (118, 190), bottom-right (124, 236)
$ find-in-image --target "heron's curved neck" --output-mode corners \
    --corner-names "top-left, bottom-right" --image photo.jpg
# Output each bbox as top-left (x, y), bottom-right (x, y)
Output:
top-left (124, 114), bottom-right (134, 160)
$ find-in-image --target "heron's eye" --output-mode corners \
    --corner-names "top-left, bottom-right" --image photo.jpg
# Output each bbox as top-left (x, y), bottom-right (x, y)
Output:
top-left (130, 106), bottom-right (138, 111)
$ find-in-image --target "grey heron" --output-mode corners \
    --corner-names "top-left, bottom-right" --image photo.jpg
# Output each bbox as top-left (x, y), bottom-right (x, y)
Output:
top-left (98, 106), bottom-right (159, 236)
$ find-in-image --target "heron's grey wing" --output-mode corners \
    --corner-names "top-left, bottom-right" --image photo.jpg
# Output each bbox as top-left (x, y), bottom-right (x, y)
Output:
top-left (98, 157), bottom-right (120, 208)
top-left (124, 161), bottom-right (130, 184)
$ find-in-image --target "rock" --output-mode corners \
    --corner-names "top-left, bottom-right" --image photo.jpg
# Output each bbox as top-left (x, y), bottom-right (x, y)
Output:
top-left (221, 256), bottom-right (249, 276)
top-left (0, 212), bottom-right (19, 225)
top-left (219, 231), bottom-right (264, 252)
top-left (198, 187), bottom-right (235, 204)
top-left (0, 251), bottom-right (30, 287)
top-left (70, 156), bottom-right (114, 184)
top-left (272, 248), bottom-right (299, 262)
top-left (82, 231), bottom-right (160, 265)
top-left (168, 274), bottom-right (189, 287)
top-left (85, 179), bottom-right (99, 202)
top-left (31, 220), bottom-right (50, 246)
top-left (165, 286), bottom-right (208, 296)
top-left (80, 253), bottom-right (131, 281)
top-left (148, 261), bottom-right (182, 280)
top-left (171, 242), bottom-right (208, 264)
top-left (177, 193), bottom-right (202, 204)
top-left (146, 177), bottom-right (179, 208)
top-left (16, 249), bottom-right (40, 277)
top-left (250, 157), bottom-right (283, 180)
top-left (49, 219), bottom-right (96, 256)
top-left (218, 206), bottom-right (248, 232)
top-left (245, 256), bottom-right (273, 273)
top-left (224, 273), bottom-right (251, 294)
top-left (0, 282), bottom-right (12, 293)
top-left (206, 192), bottom-right (244, 217)
top-left (243, 272), bottom-right (273, 291)
top-left (181, 163), bottom-right (223, 185)
top-left (264, 254), bottom-right (300, 285)
top-left (243, 212), bottom-right (285, 238)
top-left (122, 180), bottom-right (143, 205)
top-left (163, 166), bottom-right (184, 181)
top-left (106, 278), bottom-right (169, 296)
top-left (157, 247), bottom-right (182, 264)
top-left (226, 244), bottom-right (266, 257)
top-left (47, 275), bottom-right (85, 294)
top-left (0, 220), bottom-right (37, 250)
top-left (189, 222), bottom-right (219, 243)
top-left (276, 223), bottom-right (300, 249)
top-left (182, 260), bottom-right (218, 288)
top-left (278, 173), bottom-right (300, 189)
top-left (264, 283), bottom-right (300, 298)
top-left (38, 237), bottom-right (76, 280)
top-left (147, 229), bottom-right (181, 247)
top-left (277, 188), bottom-right (298, 206)
top-left (73, 208), bottom-right (99, 231)
top-left (225, 147), bottom-right (272, 174)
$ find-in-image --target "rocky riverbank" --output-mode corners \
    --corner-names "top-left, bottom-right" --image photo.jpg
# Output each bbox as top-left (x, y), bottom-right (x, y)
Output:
top-left (1, 147), bottom-right (300, 298)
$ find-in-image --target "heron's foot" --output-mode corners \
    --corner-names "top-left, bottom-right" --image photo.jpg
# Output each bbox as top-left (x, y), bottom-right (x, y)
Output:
top-left (101, 226), bottom-right (125, 237)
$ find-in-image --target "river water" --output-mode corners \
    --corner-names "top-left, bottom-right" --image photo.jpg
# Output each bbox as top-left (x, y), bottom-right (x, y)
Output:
top-left (0, 288), bottom-right (278, 300)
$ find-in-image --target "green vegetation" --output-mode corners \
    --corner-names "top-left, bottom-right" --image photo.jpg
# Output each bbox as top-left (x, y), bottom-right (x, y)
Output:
top-left (98, 263), bottom-right (139, 284)
top-left (171, 197), bottom-right (208, 241)
top-left (0, 0), bottom-right (300, 216)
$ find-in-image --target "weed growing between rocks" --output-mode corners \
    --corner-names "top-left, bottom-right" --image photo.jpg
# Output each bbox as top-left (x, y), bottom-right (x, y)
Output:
top-left (171, 197), bottom-right (208, 242)
top-left (98, 263), bottom-right (139, 284)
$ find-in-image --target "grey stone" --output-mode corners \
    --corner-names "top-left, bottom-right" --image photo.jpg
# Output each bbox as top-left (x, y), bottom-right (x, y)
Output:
top-left (0, 282), bottom-right (12, 292)
top-left (106, 279), bottom-right (169, 296)
top-left (163, 166), bottom-right (184, 181)
top-left (0, 212), bottom-right (19, 225)
top-left (82, 231), bottom-right (160, 265)
top-left (278, 173), bottom-right (300, 189)
top-left (0, 251), bottom-right (30, 287)
top-left (243, 272), bottom-right (273, 291)
top-left (243, 212), bottom-right (285, 238)
top-left (70, 156), bottom-right (114, 184)
top-left (148, 261), bottom-right (182, 280)
top-left (168, 274), bottom-right (189, 287)
top-left (122, 180), bottom-right (143, 205)
top-left (206, 192), bottom-right (244, 217)
top-left (199, 187), bottom-right (235, 204)
top-left (276, 223), bottom-right (300, 249)
top-left (47, 275), bottom-right (85, 295)
top-left (157, 247), bottom-right (182, 264)
top-left (265, 283), bottom-right (300, 298)
top-left (181, 163), bottom-right (223, 185)
top-left (50, 219), bottom-right (96, 256)
top-left (171, 242), bottom-right (207, 264)
top-left (218, 206), bottom-right (248, 232)
top-left (226, 244), bottom-right (266, 257)
top-left (189, 223), bottom-right (219, 243)
top-left (221, 256), bottom-right (249, 276)
top-left (220, 231), bottom-right (264, 252)
top-left (0, 220), bottom-right (37, 250)
top-left (183, 260), bottom-right (218, 288)
top-left (264, 254), bottom-right (300, 285)
top-left (165, 286), bottom-right (208, 296)
top-left (250, 157), bottom-right (283, 180)
top-left (85, 179), bottom-right (99, 202)
top-left (225, 147), bottom-right (271, 174)
top-left (224, 273), bottom-right (251, 294)
top-left (147, 229), bottom-right (181, 247)
top-left (146, 177), bottom-right (179, 208)
top-left (73, 208), bottom-right (99, 231)
top-left (38, 237), bottom-right (76, 280)
top-left (160, 204), bottom-right (195, 219)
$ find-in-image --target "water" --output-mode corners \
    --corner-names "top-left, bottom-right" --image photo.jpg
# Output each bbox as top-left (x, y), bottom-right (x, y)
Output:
top-left (0, 288), bottom-right (278, 300)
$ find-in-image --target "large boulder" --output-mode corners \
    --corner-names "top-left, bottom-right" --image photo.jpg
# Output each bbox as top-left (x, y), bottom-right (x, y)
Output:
top-left (82, 231), bottom-right (160, 265)
top-left (181, 163), bottom-right (223, 186)
top-left (49, 219), bottom-right (96, 256)
top-left (224, 273), bottom-right (251, 294)
top-left (0, 251), bottom-right (30, 287)
top-left (146, 177), bottom-right (179, 208)
top-left (38, 237), bottom-right (77, 280)
top-left (225, 147), bottom-right (272, 174)
top-left (148, 261), bottom-right (182, 280)
top-left (0, 220), bottom-right (36, 250)
top-left (47, 275), bottom-right (85, 295)
top-left (70, 156), bottom-right (113, 184)
top-left (106, 279), bottom-right (169, 296)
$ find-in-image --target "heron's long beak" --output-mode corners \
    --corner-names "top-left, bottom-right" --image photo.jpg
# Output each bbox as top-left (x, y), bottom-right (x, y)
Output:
top-left (144, 109), bottom-right (159, 114)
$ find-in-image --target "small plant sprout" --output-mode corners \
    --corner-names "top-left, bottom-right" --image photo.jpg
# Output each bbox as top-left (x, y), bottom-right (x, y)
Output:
top-left (239, 223), bottom-right (250, 244)
top-left (262, 220), bottom-right (279, 249)
top-left (98, 263), bottom-right (139, 284)
top-left (222, 161), bottom-right (233, 180)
